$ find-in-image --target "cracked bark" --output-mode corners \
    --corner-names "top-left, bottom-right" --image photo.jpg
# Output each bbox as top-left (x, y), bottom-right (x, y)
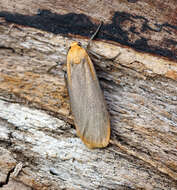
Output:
top-left (0, 0), bottom-right (177, 190)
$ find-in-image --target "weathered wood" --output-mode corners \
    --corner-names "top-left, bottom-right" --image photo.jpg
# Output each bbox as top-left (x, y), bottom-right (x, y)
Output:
top-left (0, 1), bottom-right (177, 189)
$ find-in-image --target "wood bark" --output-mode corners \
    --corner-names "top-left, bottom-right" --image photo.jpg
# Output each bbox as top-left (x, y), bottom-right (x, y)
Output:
top-left (0, 1), bottom-right (176, 189)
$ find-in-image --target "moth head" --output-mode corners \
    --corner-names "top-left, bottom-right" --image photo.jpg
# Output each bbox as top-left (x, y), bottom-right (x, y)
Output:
top-left (69, 42), bottom-right (82, 50)
top-left (67, 41), bottom-right (86, 65)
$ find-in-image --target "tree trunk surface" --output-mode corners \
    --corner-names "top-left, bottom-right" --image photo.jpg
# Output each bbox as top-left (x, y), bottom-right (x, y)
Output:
top-left (0, 1), bottom-right (177, 190)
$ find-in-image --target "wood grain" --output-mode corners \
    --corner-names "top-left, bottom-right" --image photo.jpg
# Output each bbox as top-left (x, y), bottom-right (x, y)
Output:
top-left (0, 1), bottom-right (177, 189)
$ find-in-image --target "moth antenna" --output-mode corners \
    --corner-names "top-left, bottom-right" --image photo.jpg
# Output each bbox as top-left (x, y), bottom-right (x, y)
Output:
top-left (87, 21), bottom-right (103, 50)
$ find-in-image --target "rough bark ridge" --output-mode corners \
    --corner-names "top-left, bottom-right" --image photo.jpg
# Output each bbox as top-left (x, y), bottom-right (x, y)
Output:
top-left (0, 1), bottom-right (177, 190)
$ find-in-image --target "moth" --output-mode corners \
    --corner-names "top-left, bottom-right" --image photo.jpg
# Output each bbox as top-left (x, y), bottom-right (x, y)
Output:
top-left (66, 23), bottom-right (110, 148)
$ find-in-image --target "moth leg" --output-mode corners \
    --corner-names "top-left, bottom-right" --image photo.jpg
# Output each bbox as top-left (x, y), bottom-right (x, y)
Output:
top-left (86, 20), bottom-right (120, 62)
top-left (7, 24), bottom-right (15, 34)
top-left (7, 23), bottom-right (23, 34)
top-left (89, 49), bottom-right (121, 62)
top-left (47, 62), bottom-right (72, 116)
top-left (47, 63), bottom-right (58, 73)
top-left (47, 61), bottom-right (65, 73)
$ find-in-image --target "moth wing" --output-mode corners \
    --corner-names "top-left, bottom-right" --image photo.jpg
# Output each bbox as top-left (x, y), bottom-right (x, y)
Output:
top-left (67, 55), bottom-right (110, 148)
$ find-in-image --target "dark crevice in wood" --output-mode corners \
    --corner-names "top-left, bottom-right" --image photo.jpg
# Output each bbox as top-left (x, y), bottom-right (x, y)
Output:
top-left (0, 10), bottom-right (176, 61)
top-left (0, 167), bottom-right (15, 187)
top-left (0, 46), bottom-right (15, 53)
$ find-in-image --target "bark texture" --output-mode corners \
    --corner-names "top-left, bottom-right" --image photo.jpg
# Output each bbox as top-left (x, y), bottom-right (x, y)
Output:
top-left (0, 1), bottom-right (177, 189)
